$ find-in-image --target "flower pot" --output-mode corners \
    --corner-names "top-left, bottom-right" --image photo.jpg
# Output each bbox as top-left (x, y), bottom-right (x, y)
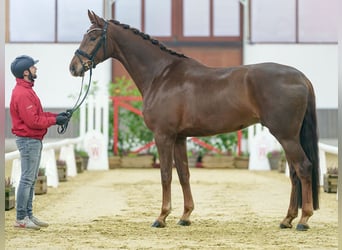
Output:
top-left (188, 156), bottom-right (197, 168)
top-left (58, 165), bottom-right (67, 181)
top-left (202, 155), bottom-right (235, 168)
top-left (121, 155), bottom-right (153, 168)
top-left (5, 186), bottom-right (15, 211)
top-left (81, 156), bottom-right (89, 170)
top-left (75, 151), bottom-right (89, 170)
top-left (76, 156), bottom-right (84, 173)
top-left (323, 174), bottom-right (338, 193)
top-left (268, 155), bottom-right (280, 170)
top-left (234, 156), bottom-right (249, 169)
top-left (108, 155), bottom-right (122, 169)
top-left (57, 161), bottom-right (67, 182)
top-left (278, 158), bottom-right (286, 173)
top-left (35, 175), bottom-right (47, 195)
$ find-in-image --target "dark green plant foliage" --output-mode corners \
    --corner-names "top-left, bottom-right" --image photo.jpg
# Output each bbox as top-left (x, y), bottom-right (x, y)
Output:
top-left (109, 77), bottom-right (154, 155)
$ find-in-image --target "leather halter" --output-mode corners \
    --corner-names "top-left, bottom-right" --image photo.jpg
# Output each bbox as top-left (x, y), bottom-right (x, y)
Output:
top-left (75, 21), bottom-right (108, 72)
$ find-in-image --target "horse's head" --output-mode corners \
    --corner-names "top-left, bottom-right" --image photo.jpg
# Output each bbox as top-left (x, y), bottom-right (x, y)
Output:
top-left (69, 10), bottom-right (109, 77)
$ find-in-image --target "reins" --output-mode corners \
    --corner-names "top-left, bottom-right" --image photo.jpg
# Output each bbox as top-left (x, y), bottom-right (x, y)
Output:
top-left (58, 21), bottom-right (108, 134)
top-left (57, 67), bottom-right (93, 134)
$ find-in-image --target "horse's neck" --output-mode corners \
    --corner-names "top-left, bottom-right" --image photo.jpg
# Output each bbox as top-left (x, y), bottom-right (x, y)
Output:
top-left (109, 25), bottom-right (176, 96)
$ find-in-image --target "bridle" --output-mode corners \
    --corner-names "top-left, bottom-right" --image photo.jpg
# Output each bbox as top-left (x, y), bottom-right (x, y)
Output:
top-left (57, 21), bottom-right (108, 134)
top-left (75, 21), bottom-right (108, 72)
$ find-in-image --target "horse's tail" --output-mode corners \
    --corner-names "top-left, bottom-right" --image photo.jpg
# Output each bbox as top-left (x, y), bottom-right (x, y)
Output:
top-left (298, 80), bottom-right (320, 210)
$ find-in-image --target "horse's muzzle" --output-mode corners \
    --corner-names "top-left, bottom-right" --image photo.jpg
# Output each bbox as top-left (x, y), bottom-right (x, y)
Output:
top-left (69, 58), bottom-right (85, 77)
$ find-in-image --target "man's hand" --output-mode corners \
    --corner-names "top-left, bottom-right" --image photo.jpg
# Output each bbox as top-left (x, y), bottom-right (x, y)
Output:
top-left (65, 109), bottom-right (73, 118)
top-left (56, 114), bottom-right (69, 125)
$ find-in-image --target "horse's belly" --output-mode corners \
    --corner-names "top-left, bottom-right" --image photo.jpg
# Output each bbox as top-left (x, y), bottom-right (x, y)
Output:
top-left (179, 111), bottom-right (257, 137)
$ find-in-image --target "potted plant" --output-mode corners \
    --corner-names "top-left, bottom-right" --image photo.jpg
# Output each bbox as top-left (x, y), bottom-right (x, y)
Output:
top-left (121, 152), bottom-right (155, 168)
top-left (109, 76), bottom-right (154, 155)
top-left (278, 152), bottom-right (287, 173)
top-left (267, 150), bottom-right (282, 170)
top-left (234, 152), bottom-right (249, 169)
top-left (35, 167), bottom-right (47, 195)
top-left (56, 159), bottom-right (67, 182)
top-left (324, 167), bottom-right (338, 193)
top-left (75, 149), bottom-right (89, 171)
top-left (74, 151), bottom-right (84, 173)
top-left (186, 150), bottom-right (199, 168)
top-left (233, 129), bottom-right (249, 169)
top-left (108, 76), bottom-right (154, 167)
top-left (200, 132), bottom-right (238, 168)
top-left (5, 177), bottom-right (15, 211)
top-left (108, 151), bottom-right (122, 169)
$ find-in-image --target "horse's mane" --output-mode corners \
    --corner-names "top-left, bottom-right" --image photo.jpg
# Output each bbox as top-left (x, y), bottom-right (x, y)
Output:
top-left (109, 20), bottom-right (187, 58)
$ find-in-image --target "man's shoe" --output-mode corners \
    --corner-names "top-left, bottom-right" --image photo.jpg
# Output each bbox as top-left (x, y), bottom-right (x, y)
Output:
top-left (14, 216), bottom-right (40, 230)
top-left (30, 216), bottom-right (49, 227)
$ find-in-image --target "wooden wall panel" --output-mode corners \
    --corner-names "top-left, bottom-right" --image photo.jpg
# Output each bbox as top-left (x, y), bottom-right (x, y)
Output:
top-left (179, 47), bottom-right (242, 67)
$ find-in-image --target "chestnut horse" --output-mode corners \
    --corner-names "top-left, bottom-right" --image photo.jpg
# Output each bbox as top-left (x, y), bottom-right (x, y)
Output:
top-left (70, 11), bottom-right (319, 231)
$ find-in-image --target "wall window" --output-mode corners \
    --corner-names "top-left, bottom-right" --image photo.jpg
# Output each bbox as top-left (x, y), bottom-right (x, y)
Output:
top-left (9, 0), bottom-right (55, 42)
top-left (183, 0), bottom-right (210, 36)
top-left (182, 0), bottom-right (241, 39)
top-left (8, 0), bottom-right (103, 42)
top-left (8, 0), bottom-right (336, 44)
top-left (251, 0), bottom-right (338, 43)
top-left (57, 0), bottom-right (103, 42)
top-left (113, 0), bottom-right (241, 41)
top-left (251, 0), bottom-right (296, 42)
top-left (114, 0), bottom-right (172, 37)
top-left (298, 0), bottom-right (338, 42)
top-left (213, 0), bottom-right (240, 37)
top-left (145, 0), bottom-right (171, 36)
top-left (114, 0), bottom-right (142, 30)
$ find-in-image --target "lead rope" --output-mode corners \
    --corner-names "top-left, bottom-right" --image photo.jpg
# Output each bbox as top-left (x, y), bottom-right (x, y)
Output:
top-left (57, 67), bottom-right (93, 134)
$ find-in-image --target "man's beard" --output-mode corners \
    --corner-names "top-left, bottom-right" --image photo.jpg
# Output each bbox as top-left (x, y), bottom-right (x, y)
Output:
top-left (29, 70), bottom-right (37, 81)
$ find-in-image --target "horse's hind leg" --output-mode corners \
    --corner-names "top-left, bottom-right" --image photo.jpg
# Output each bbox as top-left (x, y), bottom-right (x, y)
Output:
top-left (280, 164), bottom-right (299, 228)
top-left (173, 136), bottom-right (194, 226)
top-left (279, 139), bottom-right (314, 231)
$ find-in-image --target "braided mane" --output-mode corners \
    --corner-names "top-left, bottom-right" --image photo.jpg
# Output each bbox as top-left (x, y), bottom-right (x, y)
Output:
top-left (109, 20), bottom-right (187, 58)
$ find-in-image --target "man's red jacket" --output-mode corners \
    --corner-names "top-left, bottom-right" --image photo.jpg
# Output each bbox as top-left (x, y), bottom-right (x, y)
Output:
top-left (10, 78), bottom-right (57, 140)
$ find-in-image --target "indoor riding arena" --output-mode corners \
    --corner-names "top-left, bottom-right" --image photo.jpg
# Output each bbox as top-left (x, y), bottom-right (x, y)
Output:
top-left (3, 0), bottom-right (339, 249)
top-left (3, 167), bottom-right (339, 249)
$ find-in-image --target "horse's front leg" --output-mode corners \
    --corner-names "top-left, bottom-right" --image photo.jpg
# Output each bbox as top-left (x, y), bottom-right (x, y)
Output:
top-left (174, 136), bottom-right (194, 226)
top-left (152, 133), bottom-right (175, 228)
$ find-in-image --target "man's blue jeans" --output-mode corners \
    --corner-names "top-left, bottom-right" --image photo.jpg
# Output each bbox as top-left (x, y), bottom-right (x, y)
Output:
top-left (15, 137), bottom-right (42, 220)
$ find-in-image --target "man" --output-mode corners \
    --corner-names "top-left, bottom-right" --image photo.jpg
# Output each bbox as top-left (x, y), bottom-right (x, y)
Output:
top-left (10, 55), bottom-right (69, 230)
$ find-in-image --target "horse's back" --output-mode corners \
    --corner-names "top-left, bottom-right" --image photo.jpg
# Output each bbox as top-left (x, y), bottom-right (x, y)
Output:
top-left (245, 62), bottom-right (308, 82)
top-left (244, 62), bottom-right (311, 101)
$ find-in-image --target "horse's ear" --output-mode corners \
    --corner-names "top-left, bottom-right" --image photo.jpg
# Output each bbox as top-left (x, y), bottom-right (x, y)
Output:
top-left (88, 10), bottom-right (103, 26)
top-left (88, 9), bottom-right (95, 24)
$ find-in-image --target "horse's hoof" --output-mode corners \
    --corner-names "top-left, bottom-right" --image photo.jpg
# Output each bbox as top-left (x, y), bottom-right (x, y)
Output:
top-left (279, 223), bottom-right (292, 229)
top-left (178, 220), bottom-right (191, 226)
top-left (296, 224), bottom-right (309, 231)
top-left (151, 220), bottom-right (165, 228)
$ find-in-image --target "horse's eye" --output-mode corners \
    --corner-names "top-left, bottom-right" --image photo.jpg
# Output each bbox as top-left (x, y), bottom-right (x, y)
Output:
top-left (90, 37), bottom-right (97, 41)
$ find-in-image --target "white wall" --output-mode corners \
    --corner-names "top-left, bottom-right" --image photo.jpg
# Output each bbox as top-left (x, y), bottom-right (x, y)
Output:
top-left (5, 44), bottom-right (111, 108)
top-left (5, 43), bottom-right (338, 110)
top-left (244, 44), bottom-right (338, 109)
